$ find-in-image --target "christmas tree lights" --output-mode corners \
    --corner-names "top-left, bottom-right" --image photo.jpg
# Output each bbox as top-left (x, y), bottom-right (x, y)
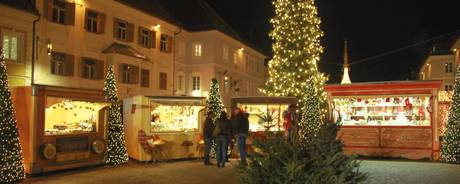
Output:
top-left (298, 81), bottom-right (321, 142)
top-left (206, 78), bottom-right (224, 121)
top-left (104, 65), bottom-right (129, 165)
top-left (0, 50), bottom-right (25, 183)
top-left (441, 66), bottom-right (460, 164)
top-left (263, 0), bottom-right (327, 139)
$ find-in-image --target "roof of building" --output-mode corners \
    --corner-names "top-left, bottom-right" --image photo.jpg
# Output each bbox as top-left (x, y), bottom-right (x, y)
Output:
top-left (103, 42), bottom-right (149, 61)
top-left (115, 0), bottom-right (178, 26)
top-left (0, 0), bottom-right (38, 15)
top-left (159, 0), bottom-right (268, 56)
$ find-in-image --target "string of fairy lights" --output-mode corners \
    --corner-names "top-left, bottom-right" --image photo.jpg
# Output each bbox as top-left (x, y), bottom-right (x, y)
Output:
top-left (263, 0), bottom-right (326, 140)
top-left (104, 65), bottom-right (129, 165)
top-left (0, 50), bottom-right (25, 183)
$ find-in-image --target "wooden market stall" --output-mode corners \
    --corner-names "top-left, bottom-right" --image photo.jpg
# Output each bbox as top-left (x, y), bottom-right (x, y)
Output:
top-left (325, 80), bottom-right (442, 160)
top-left (12, 85), bottom-right (109, 174)
top-left (123, 96), bottom-right (206, 161)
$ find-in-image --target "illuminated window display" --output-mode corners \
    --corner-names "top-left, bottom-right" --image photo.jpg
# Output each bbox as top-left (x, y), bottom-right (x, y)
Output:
top-left (45, 97), bottom-right (109, 135)
top-left (150, 103), bottom-right (204, 132)
top-left (332, 96), bottom-right (431, 126)
top-left (237, 103), bottom-right (289, 132)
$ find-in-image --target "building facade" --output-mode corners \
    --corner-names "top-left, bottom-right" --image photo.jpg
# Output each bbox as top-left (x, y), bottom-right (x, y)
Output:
top-left (419, 46), bottom-right (456, 92)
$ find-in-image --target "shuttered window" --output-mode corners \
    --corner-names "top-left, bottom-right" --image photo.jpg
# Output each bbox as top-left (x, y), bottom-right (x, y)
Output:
top-left (51, 52), bottom-right (74, 76)
top-left (85, 9), bottom-right (105, 34)
top-left (80, 58), bottom-right (104, 80)
top-left (160, 34), bottom-right (173, 53)
top-left (114, 18), bottom-right (134, 42)
top-left (120, 64), bottom-right (139, 84)
top-left (141, 69), bottom-right (150, 87)
top-left (46, 0), bottom-right (75, 25)
top-left (159, 72), bottom-right (167, 90)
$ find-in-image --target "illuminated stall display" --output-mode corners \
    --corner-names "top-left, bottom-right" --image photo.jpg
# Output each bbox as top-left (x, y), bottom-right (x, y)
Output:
top-left (150, 105), bottom-right (204, 132)
top-left (231, 97), bottom-right (297, 132)
top-left (325, 81), bottom-right (442, 160)
top-left (333, 96), bottom-right (431, 126)
top-left (45, 97), bottom-right (108, 135)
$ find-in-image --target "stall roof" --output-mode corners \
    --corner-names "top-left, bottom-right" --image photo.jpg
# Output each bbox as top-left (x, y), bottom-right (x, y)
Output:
top-left (231, 96), bottom-right (297, 104)
top-left (325, 80), bottom-right (442, 96)
top-left (147, 96), bottom-right (206, 106)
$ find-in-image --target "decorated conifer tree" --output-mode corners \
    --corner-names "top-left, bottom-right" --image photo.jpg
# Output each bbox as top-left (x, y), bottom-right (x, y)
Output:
top-left (298, 81), bottom-right (322, 142)
top-left (206, 78), bottom-right (224, 121)
top-left (104, 65), bottom-right (128, 165)
top-left (0, 50), bottom-right (25, 183)
top-left (441, 66), bottom-right (460, 164)
top-left (263, 0), bottom-right (328, 140)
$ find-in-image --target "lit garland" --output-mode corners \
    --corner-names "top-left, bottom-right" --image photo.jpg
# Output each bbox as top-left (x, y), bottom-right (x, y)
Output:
top-left (441, 65), bottom-right (460, 164)
top-left (104, 65), bottom-right (129, 165)
top-left (206, 78), bottom-right (224, 122)
top-left (263, 0), bottom-right (327, 139)
top-left (298, 81), bottom-right (321, 142)
top-left (0, 50), bottom-right (25, 183)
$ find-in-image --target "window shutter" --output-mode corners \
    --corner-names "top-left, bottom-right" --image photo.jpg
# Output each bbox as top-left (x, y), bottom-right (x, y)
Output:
top-left (113, 18), bottom-right (118, 38)
top-left (79, 58), bottom-right (85, 78)
top-left (167, 36), bottom-right (173, 53)
top-left (95, 59), bottom-right (105, 80)
top-left (133, 66), bottom-right (140, 84)
top-left (149, 31), bottom-right (156, 48)
top-left (97, 13), bottom-right (106, 34)
top-left (65, 3), bottom-right (75, 25)
top-left (44, 0), bottom-right (53, 20)
top-left (65, 54), bottom-right (75, 76)
top-left (84, 9), bottom-right (88, 30)
top-left (127, 22), bottom-right (134, 42)
top-left (138, 27), bottom-right (143, 45)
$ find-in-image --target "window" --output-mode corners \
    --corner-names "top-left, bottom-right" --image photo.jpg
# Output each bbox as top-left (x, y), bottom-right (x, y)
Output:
top-left (192, 76), bottom-right (200, 91)
top-left (445, 84), bottom-right (453, 91)
top-left (159, 72), bottom-right (167, 90)
top-left (82, 59), bottom-right (96, 79)
top-left (51, 52), bottom-right (73, 76)
top-left (138, 27), bottom-right (155, 48)
top-left (52, 0), bottom-right (66, 24)
top-left (120, 64), bottom-right (138, 84)
top-left (2, 33), bottom-right (22, 63)
top-left (445, 62), bottom-right (453, 73)
top-left (193, 43), bottom-right (202, 57)
top-left (233, 51), bottom-right (238, 64)
top-left (141, 69), bottom-right (150, 87)
top-left (140, 29), bottom-right (149, 47)
top-left (223, 47), bottom-right (229, 60)
top-left (178, 75), bottom-right (184, 90)
top-left (85, 10), bottom-right (97, 32)
top-left (160, 35), bottom-right (167, 52)
top-left (117, 21), bottom-right (127, 40)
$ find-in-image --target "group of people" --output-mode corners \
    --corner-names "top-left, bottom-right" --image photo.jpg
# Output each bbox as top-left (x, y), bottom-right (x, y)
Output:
top-left (202, 108), bottom-right (249, 168)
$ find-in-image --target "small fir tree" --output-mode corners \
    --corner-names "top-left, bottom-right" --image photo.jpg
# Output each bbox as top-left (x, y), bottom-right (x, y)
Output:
top-left (239, 123), bottom-right (366, 184)
top-left (441, 66), bottom-right (460, 164)
top-left (104, 65), bottom-right (129, 165)
top-left (0, 50), bottom-right (25, 183)
top-left (298, 81), bottom-right (322, 142)
top-left (206, 78), bottom-right (224, 121)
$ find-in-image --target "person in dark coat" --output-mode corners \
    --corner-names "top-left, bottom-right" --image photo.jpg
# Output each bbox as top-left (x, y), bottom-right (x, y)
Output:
top-left (215, 111), bottom-right (232, 168)
top-left (202, 111), bottom-right (215, 165)
top-left (232, 108), bottom-right (249, 165)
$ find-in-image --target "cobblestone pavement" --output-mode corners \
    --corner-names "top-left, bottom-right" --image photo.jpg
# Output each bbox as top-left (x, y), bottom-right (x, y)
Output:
top-left (360, 160), bottom-right (460, 184)
top-left (20, 160), bottom-right (460, 184)
top-left (21, 160), bottom-right (240, 184)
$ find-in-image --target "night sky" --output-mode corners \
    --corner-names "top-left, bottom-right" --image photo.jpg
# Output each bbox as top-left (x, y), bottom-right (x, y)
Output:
top-left (205, 0), bottom-right (460, 84)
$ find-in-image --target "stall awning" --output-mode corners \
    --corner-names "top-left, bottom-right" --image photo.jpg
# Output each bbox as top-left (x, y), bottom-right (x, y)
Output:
top-left (147, 96), bottom-right (206, 106)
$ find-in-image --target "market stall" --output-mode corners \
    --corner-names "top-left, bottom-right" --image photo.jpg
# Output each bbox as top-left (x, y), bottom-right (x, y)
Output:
top-left (13, 85), bottom-right (109, 174)
top-left (325, 81), bottom-right (442, 160)
top-left (231, 97), bottom-right (297, 132)
top-left (124, 96), bottom-right (205, 161)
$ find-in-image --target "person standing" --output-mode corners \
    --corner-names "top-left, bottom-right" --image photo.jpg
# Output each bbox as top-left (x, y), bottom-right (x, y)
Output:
top-left (214, 111), bottom-right (231, 168)
top-left (202, 111), bottom-right (215, 165)
top-left (283, 104), bottom-right (298, 141)
top-left (232, 108), bottom-right (249, 165)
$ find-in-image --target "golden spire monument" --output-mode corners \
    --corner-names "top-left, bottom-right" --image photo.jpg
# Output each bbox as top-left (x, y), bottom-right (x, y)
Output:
top-left (340, 40), bottom-right (352, 84)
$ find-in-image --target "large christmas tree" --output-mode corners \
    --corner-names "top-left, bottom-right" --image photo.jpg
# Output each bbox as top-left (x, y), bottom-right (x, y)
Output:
top-left (104, 65), bottom-right (129, 165)
top-left (0, 50), bottom-right (25, 183)
top-left (441, 66), bottom-right (460, 164)
top-left (206, 78), bottom-right (224, 121)
top-left (263, 0), bottom-right (327, 139)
